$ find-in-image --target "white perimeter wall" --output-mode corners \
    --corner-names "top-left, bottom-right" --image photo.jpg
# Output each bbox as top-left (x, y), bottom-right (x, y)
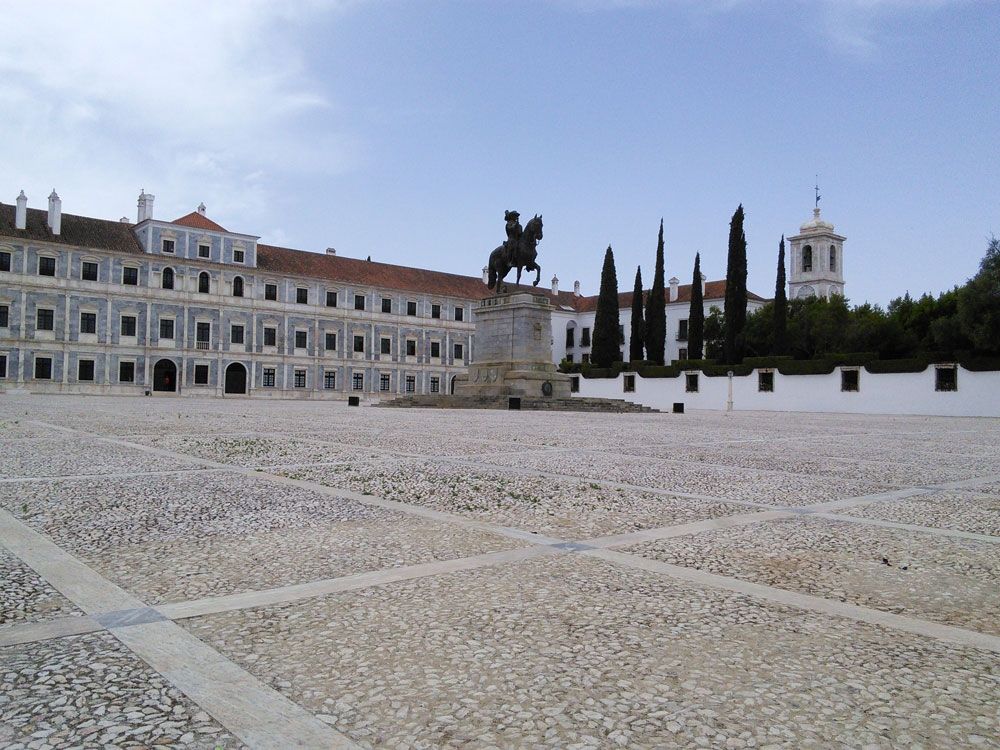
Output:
top-left (575, 366), bottom-right (1000, 418)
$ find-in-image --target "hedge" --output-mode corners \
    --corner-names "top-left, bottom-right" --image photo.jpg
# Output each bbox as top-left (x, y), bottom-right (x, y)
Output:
top-left (864, 358), bottom-right (928, 374)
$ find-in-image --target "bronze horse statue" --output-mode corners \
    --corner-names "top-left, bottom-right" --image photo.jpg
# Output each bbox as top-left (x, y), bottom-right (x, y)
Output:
top-left (487, 214), bottom-right (543, 292)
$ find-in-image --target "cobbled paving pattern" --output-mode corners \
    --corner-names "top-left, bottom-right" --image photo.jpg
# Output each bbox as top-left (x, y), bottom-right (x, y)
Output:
top-left (1, 395), bottom-right (999, 749)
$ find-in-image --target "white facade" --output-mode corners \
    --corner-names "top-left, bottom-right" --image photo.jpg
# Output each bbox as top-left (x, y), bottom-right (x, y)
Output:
top-left (788, 207), bottom-right (845, 300)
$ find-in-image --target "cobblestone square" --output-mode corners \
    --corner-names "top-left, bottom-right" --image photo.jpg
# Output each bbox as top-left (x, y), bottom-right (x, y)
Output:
top-left (1, 396), bottom-right (998, 749)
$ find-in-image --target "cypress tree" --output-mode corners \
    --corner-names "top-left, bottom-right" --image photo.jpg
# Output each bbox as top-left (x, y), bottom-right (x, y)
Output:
top-left (723, 204), bottom-right (748, 363)
top-left (773, 236), bottom-right (788, 355)
top-left (645, 219), bottom-right (666, 364)
top-left (629, 266), bottom-right (645, 362)
top-left (687, 252), bottom-right (704, 360)
top-left (591, 245), bottom-right (621, 368)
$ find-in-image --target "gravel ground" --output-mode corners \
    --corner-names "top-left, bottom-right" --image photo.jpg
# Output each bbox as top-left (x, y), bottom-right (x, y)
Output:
top-left (185, 555), bottom-right (1000, 750)
top-left (0, 632), bottom-right (244, 749)
top-left (0, 438), bottom-right (201, 479)
top-left (628, 516), bottom-right (1000, 634)
top-left (842, 489), bottom-right (1000, 536)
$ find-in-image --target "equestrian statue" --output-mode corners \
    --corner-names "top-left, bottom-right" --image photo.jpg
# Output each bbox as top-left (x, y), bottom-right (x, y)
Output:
top-left (486, 210), bottom-right (543, 293)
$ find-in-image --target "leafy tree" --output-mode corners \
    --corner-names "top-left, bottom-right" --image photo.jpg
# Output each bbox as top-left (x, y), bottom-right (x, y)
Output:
top-left (723, 205), bottom-right (748, 363)
top-left (629, 266), bottom-right (645, 362)
top-left (591, 245), bottom-right (621, 367)
top-left (687, 253), bottom-right (704, 360)
top-left (646, 220), bottom-right (666, 364)
top-left (703, 306), bottom-right (725, 360)
top-left (742, 302), bottom-right (774, 357)
top-left (958, 236), bottom-right (1000, 354)
top-left (773, 236), bottom-right (788, 355)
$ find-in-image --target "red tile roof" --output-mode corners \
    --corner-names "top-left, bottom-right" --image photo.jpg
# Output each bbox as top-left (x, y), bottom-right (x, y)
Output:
top-left (172, 211), bottom-right (228, 232)
top-left (573, 280), bottom-right (765, 313)
top-left (0, 204), bottom-right (144, 255)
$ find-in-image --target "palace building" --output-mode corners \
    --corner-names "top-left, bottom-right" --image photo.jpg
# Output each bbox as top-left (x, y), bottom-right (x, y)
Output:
top-left (0, 190), bottom-right (824, 398)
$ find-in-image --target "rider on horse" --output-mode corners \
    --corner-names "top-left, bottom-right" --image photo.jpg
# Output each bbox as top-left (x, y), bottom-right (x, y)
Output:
top-left (503, 210), bottom-right (522, 266)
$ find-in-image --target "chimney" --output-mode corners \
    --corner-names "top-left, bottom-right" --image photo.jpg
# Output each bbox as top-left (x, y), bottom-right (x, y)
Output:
top-left (701, 272), bottom-right (707, 295)
top-left (325, 247), bottom-right (337, 256)
top-left (668, 276), bottom-right (679, 302)
top-left (120, 216), bottom-right (129, 223)
top-left (15, 190), bottom-right (27, 230)
top-left (197, 202), bottom-right (207, 216)
top-left (551, 275), bottom-right (559, 295)
top-left (482, 266), bottom-right (489, 284)
top-left (137, 190), bottom-right (154, 222)
top-left (47, 190), bottom-right (62, 235)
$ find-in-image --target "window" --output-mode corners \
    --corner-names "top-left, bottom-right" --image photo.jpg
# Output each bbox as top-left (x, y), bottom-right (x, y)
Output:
top-left (618, 325), bottom-right (625, 345)
top-left (380, 337), bottom-right (391, 355)
top-left (294, 369), bottom-right (306, 388)
top-left (233, 277), bottom-right (244, 297)
top-left (566, 328), bottom-right (575, 348)
top-left (677, 319), bottom-right (688, 341)
top-left (263, 327), bottom-right (277, 347)
top-left (0, 251), bottom-right (11, 272)
top-left (324, 371), bottom-right (336, 390)
top-left (234, 249), bottom-right (245, 264)
top-left (381, 298), bottom-right (392, 313)
top-left (380, 373), bottom-right (391, 391)
top-left (841, 369), bottom-right (859, 392)
top-left (37, 308), bottom-right (55, 331)
top-left (194, 364), bottom-right (209, 384)
top-left (161, 239), bottom-right (175, 254)
top-left (758, 371), bottom-right (774, 392)
top-left (80, 312), bottom-right (97, 334)
top-left (122, 266), bottom-right (138, 285)
top-left (198, 272), bottom-right (210, 293)
top-left (678, 348), bottom-right (688, 360)
top-left (78, 360), bottom-right (95, 381)
top-left (455, 306), bottom-right (464, 322)
top-left (829, 245), bottom-right (837, 272)
top-left (196, 321), bottom-right (210, 349)
top-left (265, 283), bottom-right (278, 301)
top-left (159, 318), bottom-right (175, 339)
top-left (570, 376), bottom-right (580, 393)
top-left (198, 243), bottom-right (210, 259)
top-left (430, 341), bottom-right (440, 358)
top-left (38, 256), bottom-right (56, 276)
top-left (353, 335), bottom-right (365, 353)
top-left (0, 304), bottom-right (8, 327)
top-left (581, 327), bottom-right (591, 347)
top-left (326, 291), bottom-right (338, 307)
top-left (935, 366), bottom-right (957, 392)
top-left (405, 375), bottom-right (416, 393)
top-left (262, 368), bottom-right (276, 387)
top-left (354, 294), bottom-right (365, 311)
top-left (231, 325), bottom-right (245, 345)
top-left (296, 287), bottom-right (308, 304)
top-left (0, 354), bottom-right (7, 378)
top-left (802, 245), bottom-right (813, 273)
top-left (121, 315), bottom-right (137, 337)
top-left (685, 372), bottom-right (699, 392)
top-left (453, 343), bottom-right (464, 360)
top-left (325, 332), bottom-right (337, 351)
top-left (119, 361), bottom-right (135, 383)
top-left (431, 303), bottom-right (441, 319)
top-left (406, 339), bottom-right (416, 356)
top-left (352, 372), bottom-right (364, 391)
top-left (295, 330), bottom-right (307, 349)
top-left (623, 374), bottom-right (635, 393)
top-left (34, 356), bottom-right (52, 379)
top-left (566, 354), bottom-right (574, 363)
top-left (162, 267), bottom-right (174, 289)
top-left (430, 376), bottom-right (440, 393)
top-left (82, 261), bottom-right (99, 281)
top-left (406, 301), bottom-right (417, 316)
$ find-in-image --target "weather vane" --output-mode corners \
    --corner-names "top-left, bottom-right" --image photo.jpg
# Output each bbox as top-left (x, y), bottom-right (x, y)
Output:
top-left (814, 176), bottom-right (821, 209)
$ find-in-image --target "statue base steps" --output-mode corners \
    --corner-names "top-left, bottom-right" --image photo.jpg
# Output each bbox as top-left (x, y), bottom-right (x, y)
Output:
top-left (376, 395), bottom-right (658, 413)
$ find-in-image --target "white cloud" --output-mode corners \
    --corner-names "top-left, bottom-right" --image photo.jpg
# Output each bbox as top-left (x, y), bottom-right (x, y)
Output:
top-left (0, 0), bottom-right (356, 225)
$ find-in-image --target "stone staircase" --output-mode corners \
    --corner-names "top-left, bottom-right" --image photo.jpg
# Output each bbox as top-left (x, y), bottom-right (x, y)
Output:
top-left (376, 394), bottom-right (658, 413)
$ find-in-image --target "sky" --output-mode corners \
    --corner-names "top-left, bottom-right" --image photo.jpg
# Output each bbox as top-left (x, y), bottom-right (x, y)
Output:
top-left (1, 0), bottom-right (997, 305)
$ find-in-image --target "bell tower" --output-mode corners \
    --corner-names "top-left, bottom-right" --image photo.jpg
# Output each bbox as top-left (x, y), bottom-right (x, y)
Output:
top-left (787, 198), bottom-right (846, 301)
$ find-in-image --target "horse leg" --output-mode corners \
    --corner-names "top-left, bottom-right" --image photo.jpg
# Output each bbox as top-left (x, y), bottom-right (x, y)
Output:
top-left (533, 262), bottom-right (541, 287)
top-left (516, 266), bottom-right (522, 286)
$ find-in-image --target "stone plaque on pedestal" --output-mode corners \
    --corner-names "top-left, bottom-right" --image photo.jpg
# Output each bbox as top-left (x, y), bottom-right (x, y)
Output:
top-left (454, 292), bottom-right (572, 398)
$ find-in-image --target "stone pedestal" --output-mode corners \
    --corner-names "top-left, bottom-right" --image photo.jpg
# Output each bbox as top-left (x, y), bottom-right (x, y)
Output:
top-left (454, 292), bottom-right (572, 399)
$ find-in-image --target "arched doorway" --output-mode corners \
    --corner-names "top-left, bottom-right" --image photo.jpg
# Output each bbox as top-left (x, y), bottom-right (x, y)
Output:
top-left (224, 363), bottom-right (247, 395)
top-left (450, 375), bottom-right (457, 395)
top-left (153, 359), bottom-right (177, 392)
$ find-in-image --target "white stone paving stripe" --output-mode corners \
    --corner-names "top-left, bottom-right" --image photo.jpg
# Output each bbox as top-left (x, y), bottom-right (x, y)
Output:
top-left (0, 467), bottom-right (235, 484)
top-left (0, 615), bottom-right (102, 647)
top-left (0, 506), bottom-right (358, 750)
top-left (586, 548), bottom-right (1000, 653)
top-left (815, 512), bottom-right (1000, 544)
top-left (582, 510), bottom-right (794, 549)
